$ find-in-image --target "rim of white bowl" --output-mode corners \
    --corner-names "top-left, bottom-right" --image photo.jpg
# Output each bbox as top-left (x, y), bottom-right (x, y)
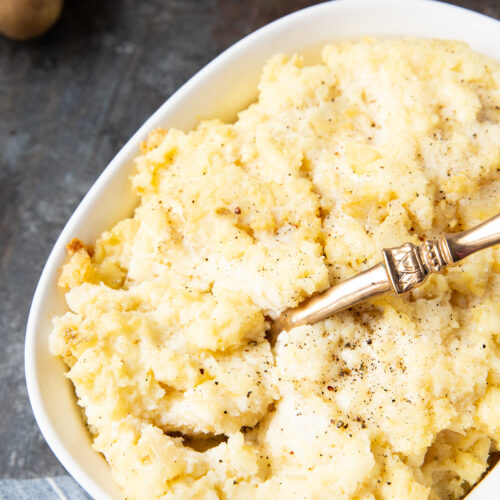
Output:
top-left (25, 0), bottom-right (500, 498)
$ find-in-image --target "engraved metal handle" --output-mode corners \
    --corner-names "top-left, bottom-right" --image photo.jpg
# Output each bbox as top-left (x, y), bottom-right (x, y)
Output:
top-left (269, 212), bottom-right (500, 337)
top-left (383, 212), bottom-right (500, 293)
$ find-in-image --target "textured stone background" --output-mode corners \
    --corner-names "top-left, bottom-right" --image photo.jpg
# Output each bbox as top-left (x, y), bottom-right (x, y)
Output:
top-left (0, 0), bottom-right (499, 481)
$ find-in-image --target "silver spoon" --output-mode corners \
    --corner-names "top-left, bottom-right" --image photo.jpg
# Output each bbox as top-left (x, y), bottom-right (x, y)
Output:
top-left (269, 212), bottom-right (500, 337)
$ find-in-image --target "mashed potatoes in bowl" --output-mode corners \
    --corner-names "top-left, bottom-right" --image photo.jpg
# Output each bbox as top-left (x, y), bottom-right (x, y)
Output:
top-left (49, 38), bottom-right (500, 499)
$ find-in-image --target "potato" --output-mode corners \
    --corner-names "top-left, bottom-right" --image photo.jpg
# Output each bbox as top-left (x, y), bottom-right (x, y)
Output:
top-left (0, 0), bottom-right (64, 41)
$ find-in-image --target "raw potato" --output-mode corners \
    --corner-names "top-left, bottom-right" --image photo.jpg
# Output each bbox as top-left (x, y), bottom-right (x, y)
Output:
top-left (51, 39), bottom-right (500, 500)
top-left (0, 0), bottom-right (63, 41)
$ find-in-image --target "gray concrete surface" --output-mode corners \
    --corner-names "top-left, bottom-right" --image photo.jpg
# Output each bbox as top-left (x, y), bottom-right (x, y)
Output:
top-left (0, 0), bottom-right (498, 482)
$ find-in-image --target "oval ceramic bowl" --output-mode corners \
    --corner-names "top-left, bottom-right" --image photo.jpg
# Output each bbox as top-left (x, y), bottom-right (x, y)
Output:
top-left (25, 0), bottom-right (500, 498)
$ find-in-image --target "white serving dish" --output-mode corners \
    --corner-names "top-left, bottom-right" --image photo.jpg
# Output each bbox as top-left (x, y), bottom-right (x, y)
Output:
top-left (25, 0), bottom-right (500, 498)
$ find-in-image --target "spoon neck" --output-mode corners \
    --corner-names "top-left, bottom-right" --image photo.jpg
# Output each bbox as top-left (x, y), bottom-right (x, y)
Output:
top-left (445, 213), bottom-right (500, 263)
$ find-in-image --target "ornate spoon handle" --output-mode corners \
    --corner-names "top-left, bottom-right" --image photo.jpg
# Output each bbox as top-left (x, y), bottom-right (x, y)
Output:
top-left (270, 212), bottom-right (500, 336)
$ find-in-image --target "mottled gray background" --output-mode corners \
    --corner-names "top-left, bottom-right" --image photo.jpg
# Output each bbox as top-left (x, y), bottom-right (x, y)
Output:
top-left (0, 0), bottom-right (499, 482)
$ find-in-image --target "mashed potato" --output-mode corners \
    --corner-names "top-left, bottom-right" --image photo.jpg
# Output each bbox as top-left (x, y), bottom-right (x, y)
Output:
top-left (50, 38), bottom-right (500, 499)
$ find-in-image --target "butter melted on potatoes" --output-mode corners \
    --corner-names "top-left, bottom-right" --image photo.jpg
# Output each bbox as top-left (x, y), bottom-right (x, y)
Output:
top-left (50, 39), bottom-right (500, 500)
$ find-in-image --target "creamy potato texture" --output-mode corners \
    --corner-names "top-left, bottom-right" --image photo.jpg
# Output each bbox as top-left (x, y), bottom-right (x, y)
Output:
top-left (50, 39), bottom-right (500, 499)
